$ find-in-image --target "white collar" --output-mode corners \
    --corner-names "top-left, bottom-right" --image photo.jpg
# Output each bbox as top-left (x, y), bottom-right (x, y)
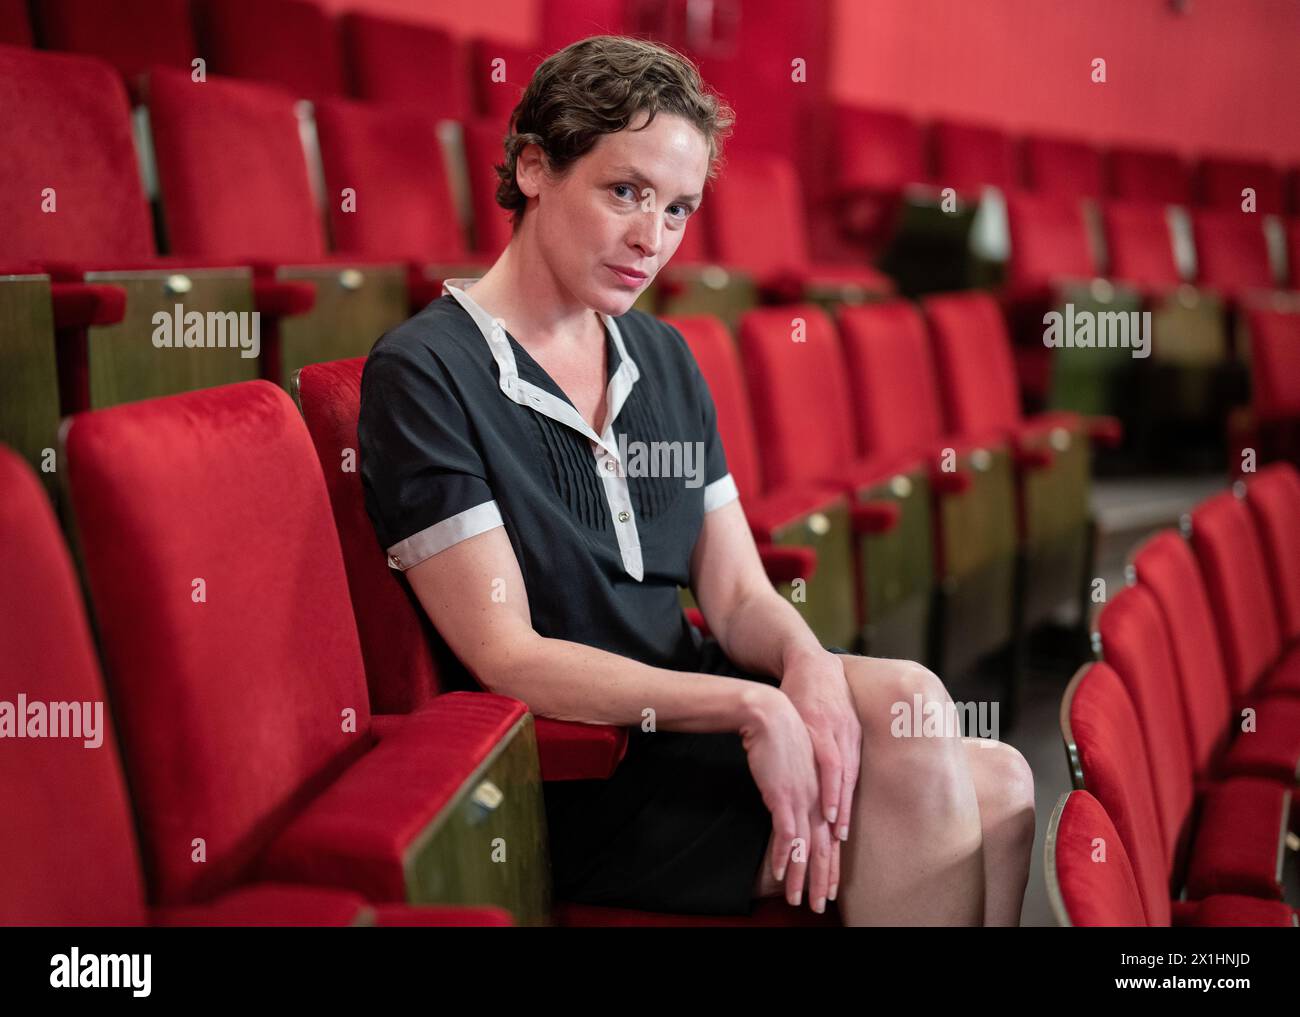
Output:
top-left (441, 278), bottom-right (640, 462)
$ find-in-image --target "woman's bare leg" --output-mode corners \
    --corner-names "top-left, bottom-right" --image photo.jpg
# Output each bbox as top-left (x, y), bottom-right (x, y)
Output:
top-left (961, 738), bottom-right (1036, 926)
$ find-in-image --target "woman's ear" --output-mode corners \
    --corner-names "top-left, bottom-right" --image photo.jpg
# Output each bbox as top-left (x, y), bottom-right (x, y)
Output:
top-left (515, 142), bottom-right (547, 200)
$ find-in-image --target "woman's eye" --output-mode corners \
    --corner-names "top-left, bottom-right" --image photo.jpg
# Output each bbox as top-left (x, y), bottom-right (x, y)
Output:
top-left (612, 183), bottom-right (636, 201)
top-left (668, 204), bottom-right (689, 220)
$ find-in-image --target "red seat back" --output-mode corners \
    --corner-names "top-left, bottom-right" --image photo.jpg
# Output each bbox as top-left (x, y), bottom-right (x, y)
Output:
top-left (1064, 663), bottom-right (1172, 926)
top-left (1047, 791), bottom-right (1151, 927)
top-left (37, 0), bottom-right (196, 81)
top-left (1191, 209), bottom-right (1274, 296)
top-left (1244, 307), bottom-right (1300, 422)
top-left (468, 37), bottom-right (541, 119)
top-left (147, 68), bottom-right (324, 262)
top-left (831, 104), bottom-right (928, 195)
top-left (665, 316), bottom-right (762, 501)
top-left (314, 98), bottom-right (467, 262)
top-left (1022, 135), bottom-right (1104, 199)
top-left (64, 381), bottom-right (374, 906)
top-left (737, 304), bottom-right (855, 491)
top-left (195, 0), bottom-right (345, 101)
top-left (1131, 531), bottom-right (1233, 776)
top-left (1108, 146), bottom-right (1192, 205)
top-left (0, 447), bottom-right (147, 925)
top-left (296, 357), bottom-right (446, 712)
top-left (0, 45), bottom-right (155, 263)
top-left (1198, 156), bottom-right (1285, 216)
top-left (707, 152), bottom-right (811, 277)
top-left (1244, 463), bottom-right (1300, 642)
top-left (923, 291), bottom-right (1023, 441)
top-left (1190, 490), bottom-right (1283, 701)
top-left (1005, 190), bottom-right (1096, 288)
top-left (1096, 585), bottom-right (1196, 882)
top-left (837, 301), bottom-right (945, 459)
top-left (1102, 200), bottom-right (1181, 290)
top-left (931, 120), bottom-right (1018, 193)
top-left (462, 116), bottom-right (514, 258)
top-left (0, 0), bottom-right (33, 45)
top-left (342, 12), bottom-right (471, 122)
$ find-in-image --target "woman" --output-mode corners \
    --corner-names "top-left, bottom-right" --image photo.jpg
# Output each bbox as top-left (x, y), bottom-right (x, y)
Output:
top-left (357, 35), bottom-right (1034, 925)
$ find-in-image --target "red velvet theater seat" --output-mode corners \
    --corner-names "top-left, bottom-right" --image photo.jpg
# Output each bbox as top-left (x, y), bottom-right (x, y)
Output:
top-left (930, 119), bottom-right (1019, 196)
top-left (668, 314), bottom-right (858, 652)
top-left (1107, 145), bottom-right (1193, 206)
top-left (1191, 209), bottom-right (1277, 300)
top-left (341, 11), bottom-right (472, 122)
top-left (1191, 489), bottom-right (1300, 702)
top-left (1096, 585), bottom-right (1291, 901)
top-left (1004, 190), bottom-right (1096, 294)
top-left (144, 66), bottom-right (409, 383)
top-left (1045, 791), bottom-right (1295, 927)
top-left (1061, 663), bottom-right (1295, 922)
top-left (1198, 156), bottom-right (1286, 216)
top-left (461, 115), bottom-right (515, 258)
top-left (0, 0), bottom-right (32, 46)
top-left (193, 0), bottom-right (346, 101)
top-left (1245, 464), bottom-right (1300, 641)
top-left (1243, 307), bottom-right (1300, 451)
top-left (36, 0), bottom-right (197, 85)
top-left (60, 381), bottom-right (534, 914)
top-left (1021, 135), bottom-right (1104, 200)
top-left (292, 357), bottom-right (627, 781)
top-left (0, 444), bottom-right (505, 927)
top-left (707, 151), bottom-right (894, 303)
top-left (312, 97), bottom-right (489, 309)
top-left (1100, 201), bottom-right (1182, 293)
top-left (468, 36), bottom-right (541, 120)
top-left (1130, 529), bottom-right (1300, 790)
top-left (823, 103), bottom-right (930, 253)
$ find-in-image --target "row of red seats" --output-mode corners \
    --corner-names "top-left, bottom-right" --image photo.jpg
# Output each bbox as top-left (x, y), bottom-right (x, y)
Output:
top-left (1047, 465), bottom-right (1300, 926)
top-left (0, 0), bottom-right (534, 119)
top-left (829, 103), bottom-right (1300, 213)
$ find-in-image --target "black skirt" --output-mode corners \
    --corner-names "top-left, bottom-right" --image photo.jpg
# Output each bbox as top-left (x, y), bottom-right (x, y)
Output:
top-left (542, 637), bottom-right (851, 916)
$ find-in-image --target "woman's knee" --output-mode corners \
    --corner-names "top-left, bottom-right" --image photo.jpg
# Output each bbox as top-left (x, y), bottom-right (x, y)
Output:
top-left (965, 739), bottom-right (1036, 835)
top-left (840, 656), bottom-right (953, 741)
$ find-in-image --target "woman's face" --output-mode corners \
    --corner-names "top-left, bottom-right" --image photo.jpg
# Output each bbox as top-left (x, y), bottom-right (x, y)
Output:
top-left (518, 110), bottom-right (711, 317)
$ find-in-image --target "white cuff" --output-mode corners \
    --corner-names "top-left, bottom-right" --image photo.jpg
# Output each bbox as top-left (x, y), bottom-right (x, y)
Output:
top-left (703, 473), bottom-right (740, 513)
top-left (386, 500), bottom-right (504, 571)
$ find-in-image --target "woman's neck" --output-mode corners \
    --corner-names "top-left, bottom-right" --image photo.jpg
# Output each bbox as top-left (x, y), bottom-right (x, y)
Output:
top-left (463, 233), bottom-right (602, 355)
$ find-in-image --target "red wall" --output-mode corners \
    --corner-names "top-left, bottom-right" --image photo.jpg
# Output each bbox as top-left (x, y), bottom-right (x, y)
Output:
top-left (829, 0), bottom-right (1300, 164)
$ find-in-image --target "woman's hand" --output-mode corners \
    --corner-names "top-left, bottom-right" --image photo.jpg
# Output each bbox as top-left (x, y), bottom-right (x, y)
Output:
top-left (740, 685), bottom-right (837, 911)
top-left (779, 648), bottom-right (861, 846)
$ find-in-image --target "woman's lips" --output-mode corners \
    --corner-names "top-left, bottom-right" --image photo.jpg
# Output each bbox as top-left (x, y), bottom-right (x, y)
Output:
top-left (606, 264), bottom-right (648, 287)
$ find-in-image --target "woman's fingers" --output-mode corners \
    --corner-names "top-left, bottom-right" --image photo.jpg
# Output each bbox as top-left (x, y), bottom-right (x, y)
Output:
top-left (835, 721), bottom-right (861, 841)
top-left (786, 816), bottom-right (811, 907)
top-left (828, 836), bottom-right (841, 902)
top-left (810, 728), bottom-right (844, 828)
top-left (807, 819), bottom-right (833, 913)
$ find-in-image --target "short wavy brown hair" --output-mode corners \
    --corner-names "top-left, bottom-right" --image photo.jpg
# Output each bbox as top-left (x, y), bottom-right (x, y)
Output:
top-left (493, 35), bottom-right (735, 229)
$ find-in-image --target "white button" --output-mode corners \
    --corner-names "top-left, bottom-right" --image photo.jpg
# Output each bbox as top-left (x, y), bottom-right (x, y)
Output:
top-left (604, 459), bottom-right (615, 471)
top-left (617, 510), bottom-right (630, 523)
top-left (388, 554), bottom-right (402, 568)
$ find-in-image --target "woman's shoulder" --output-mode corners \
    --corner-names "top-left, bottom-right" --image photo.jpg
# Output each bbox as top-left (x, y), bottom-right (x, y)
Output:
top-left (369, 295), bottom-right (483, 368)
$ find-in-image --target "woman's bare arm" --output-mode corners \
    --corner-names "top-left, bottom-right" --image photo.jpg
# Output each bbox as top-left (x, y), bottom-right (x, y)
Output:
top-left (688, 500), bottom-right (829, 678)
top-left (401, 525), bottom-right (778, 735)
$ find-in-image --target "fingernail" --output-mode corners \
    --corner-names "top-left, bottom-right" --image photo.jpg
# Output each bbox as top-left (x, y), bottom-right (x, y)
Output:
top-left (827, 805), bottom-right (838, 824)
top-left (829, 884), bottom-right (838, 901)
top-left (838, 824), bottom-right (849, 841)
top-left (792, 890), bottom-right (802, 907)
top-left (814, 897), bottom-right (826, 913)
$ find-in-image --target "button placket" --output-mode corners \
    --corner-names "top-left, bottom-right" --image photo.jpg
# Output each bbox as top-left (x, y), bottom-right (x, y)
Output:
top-left (444, 279), bottom-right (646, 581)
